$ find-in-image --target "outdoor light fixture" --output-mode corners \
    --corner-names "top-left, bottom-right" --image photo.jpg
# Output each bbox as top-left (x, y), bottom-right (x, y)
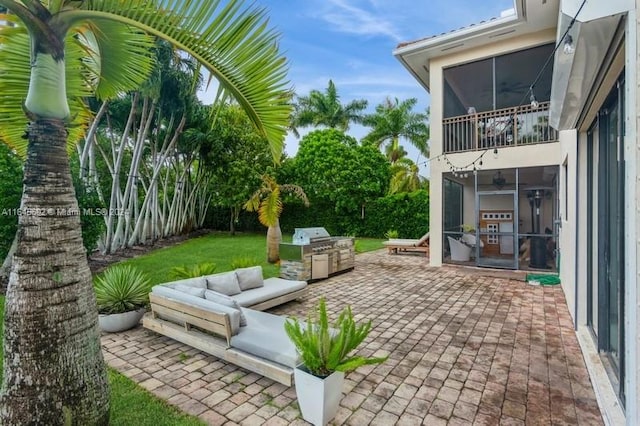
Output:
top-left (563, 35), bottom-right (575, 55)
top-left (492, 171), bottom-right (506, 189)
top-left (529, 86), bottom-right (539, 109)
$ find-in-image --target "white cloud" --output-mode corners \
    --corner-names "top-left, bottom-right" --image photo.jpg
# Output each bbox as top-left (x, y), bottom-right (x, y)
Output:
top-left (319, 0), bottom-right (404, 41)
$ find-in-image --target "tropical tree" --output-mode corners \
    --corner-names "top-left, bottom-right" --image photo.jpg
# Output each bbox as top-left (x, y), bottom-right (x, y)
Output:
top-left (0, 1), bottom-right (290, 424)
top-left (199, 103), bottom-right (275, 234)
top-left (362, 97), bottom-right (430, 163)
top-left (244, 175), bottom-right (309, 263)
top-left (389, 158), bottom-right (429, 194)
top-left (293, 80), bottom-right (367, 131)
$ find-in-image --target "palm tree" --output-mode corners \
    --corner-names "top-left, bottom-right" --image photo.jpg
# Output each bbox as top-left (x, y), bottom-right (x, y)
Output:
top-left (293, 80), bottom-right (367, 131)
top-left (0, 1), bottom-right (290, 424)
top-left (389, 158), bottom-right (429, 194)
top-left (244, 175), bottom-right (309, 263)
top-left (362, 97), bottom-right (430, 163)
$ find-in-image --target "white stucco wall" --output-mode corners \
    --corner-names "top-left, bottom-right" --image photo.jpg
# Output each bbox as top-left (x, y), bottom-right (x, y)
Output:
top-left (558, 129), bottom-right (577, 321)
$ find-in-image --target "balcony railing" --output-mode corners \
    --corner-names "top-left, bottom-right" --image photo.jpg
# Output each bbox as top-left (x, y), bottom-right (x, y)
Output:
top-left (442, 102), bottom-right (558, 154)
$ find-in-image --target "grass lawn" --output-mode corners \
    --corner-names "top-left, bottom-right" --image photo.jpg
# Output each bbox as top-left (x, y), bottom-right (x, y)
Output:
top-left (119, 232), bottom-right (384, 285)
top-left (0, 296), bottom-right (204, 425)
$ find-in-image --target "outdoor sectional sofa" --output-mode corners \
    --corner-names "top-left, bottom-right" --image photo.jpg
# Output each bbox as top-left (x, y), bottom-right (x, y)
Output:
top-left (142, 266), bottom-right (307, 385)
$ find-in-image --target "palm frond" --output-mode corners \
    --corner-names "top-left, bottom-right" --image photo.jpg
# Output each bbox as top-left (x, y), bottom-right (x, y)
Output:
top-left (74, 20), bottom-right (155, 100)
top-left (59, 0), bottom-right (292, 161)
top-left (258, 186), bottom-right (282, 227)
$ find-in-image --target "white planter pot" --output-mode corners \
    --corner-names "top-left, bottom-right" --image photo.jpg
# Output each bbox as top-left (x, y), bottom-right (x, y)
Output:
top-left (294, 367), bottom-right (344, 426)
top-left (99, 308), bottom-right (145, 333)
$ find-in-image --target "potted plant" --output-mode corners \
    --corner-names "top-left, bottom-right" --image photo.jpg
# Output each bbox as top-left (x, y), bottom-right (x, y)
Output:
top-left (285, 298), bottom-right (387, 426)
top-left (94, 264), bottom-right (152, 333)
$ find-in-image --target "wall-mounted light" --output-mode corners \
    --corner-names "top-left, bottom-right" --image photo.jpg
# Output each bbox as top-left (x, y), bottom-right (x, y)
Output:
top-left (563, 35), bottom-right (575, 55)
top-left (529, 86), bottom-right (539, 109)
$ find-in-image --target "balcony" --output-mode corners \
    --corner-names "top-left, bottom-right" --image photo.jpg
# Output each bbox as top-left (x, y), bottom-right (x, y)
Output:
top-left (443, 102), bottom-right (558, 154)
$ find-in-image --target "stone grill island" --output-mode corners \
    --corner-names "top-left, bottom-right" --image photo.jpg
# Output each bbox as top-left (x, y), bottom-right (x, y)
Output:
top-left (279, 227), bottom-right (355, 282)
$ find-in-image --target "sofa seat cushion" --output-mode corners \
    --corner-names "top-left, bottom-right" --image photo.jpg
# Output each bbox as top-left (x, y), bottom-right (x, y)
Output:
top-left (206, 272), bottom-right (242, 296)
top-left (231, 278), bottom-right (307, 307)
top-left (230, 309), bottom-right (299, 368)
top-left (151, 285), bottom-right (241, 334)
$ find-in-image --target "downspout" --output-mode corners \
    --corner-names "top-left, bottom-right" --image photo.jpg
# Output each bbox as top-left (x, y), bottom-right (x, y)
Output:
top-left (574, 136), bottom-right (580, 330)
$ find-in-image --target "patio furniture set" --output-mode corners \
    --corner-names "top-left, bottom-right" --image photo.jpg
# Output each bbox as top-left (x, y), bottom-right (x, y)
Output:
top-left (143, 266), bottom-right (307, 386)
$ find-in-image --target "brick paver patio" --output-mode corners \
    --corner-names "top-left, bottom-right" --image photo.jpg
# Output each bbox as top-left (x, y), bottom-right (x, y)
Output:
top-left (101, 250), bottom-right (603, 425)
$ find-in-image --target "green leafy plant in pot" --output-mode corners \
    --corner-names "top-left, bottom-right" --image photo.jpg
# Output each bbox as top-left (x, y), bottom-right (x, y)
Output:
top-left (94, 264), bottom-right (152, 332)
top-left (285, 298), bottom-right (387, 425)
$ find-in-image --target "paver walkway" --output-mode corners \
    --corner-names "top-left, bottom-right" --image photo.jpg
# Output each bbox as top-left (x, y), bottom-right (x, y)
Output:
top-left (101, 250), bottom-right (603, 425)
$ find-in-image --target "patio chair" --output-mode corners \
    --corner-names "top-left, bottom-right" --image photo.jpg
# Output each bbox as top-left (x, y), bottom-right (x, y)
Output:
top-left (383, 232), bottom-right (430, 256)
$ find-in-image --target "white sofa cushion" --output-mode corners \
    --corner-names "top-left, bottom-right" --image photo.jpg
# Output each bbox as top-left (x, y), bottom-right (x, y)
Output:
top-left (205, 290), bottom-right (247, 326)
top-left (170, 276), bottom-right (207, 289)
top-left (151, 285), bottom-right (241, 334)
top-left (235, 266), bottom-right (264, 291)
top-left (206, 272), bottom-right (241, 296)
top-left (230, 309), bottom-right (299, 368)
top-left (231, 278), bottom-right (307, 307)
top-left (174, 284), bottom-right (206, 298)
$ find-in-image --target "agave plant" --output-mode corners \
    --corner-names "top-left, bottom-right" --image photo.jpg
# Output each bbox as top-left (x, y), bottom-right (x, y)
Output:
top-left (169, 262), bottom-right (217, 279)
top-left (94, 265), bottom-right (152, 315)
top-left (284, 298), bottom-right (387, 377)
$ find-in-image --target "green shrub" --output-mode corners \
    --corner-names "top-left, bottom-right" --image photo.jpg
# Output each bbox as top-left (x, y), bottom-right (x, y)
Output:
top-left (94, 265), bottom-right (152, 314)
top-left (0, 145), bottom-right (22, 260)
top-left (230, 257), bottom-right (259, 269)
top-left (169, 262), bottom-right (217, 280)
top-left (384, 230), bottom-right (399, 239)
top-left (284, 298), bottom-right (387, 377)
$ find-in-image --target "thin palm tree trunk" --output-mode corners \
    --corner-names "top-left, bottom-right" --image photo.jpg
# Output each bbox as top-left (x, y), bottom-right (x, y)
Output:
top-left (0, 119), bottom-right (109, 425)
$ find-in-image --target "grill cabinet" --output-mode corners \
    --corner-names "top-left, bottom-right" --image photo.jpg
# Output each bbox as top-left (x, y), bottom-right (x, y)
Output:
top-left (280, 227), bottom-right (355, 281)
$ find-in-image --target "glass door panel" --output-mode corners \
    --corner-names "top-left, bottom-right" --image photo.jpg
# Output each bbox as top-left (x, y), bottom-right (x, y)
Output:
top-left (476, 191), bottom-right (518, 269)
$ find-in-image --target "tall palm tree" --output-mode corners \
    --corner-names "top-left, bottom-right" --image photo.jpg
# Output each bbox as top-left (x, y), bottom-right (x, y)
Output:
top-left (293, 80), bottom-right (367, 131)
top-left (362, 97), bottom-right (430, 163)
top-left (389, 158), bottom-right (429, 194)
top-left (244, 175), bottom-right (309, 263)
top-left (0, 1), bottom-right (290, 424)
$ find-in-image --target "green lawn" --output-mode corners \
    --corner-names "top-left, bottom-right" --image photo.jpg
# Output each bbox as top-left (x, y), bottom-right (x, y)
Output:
top-left (119, 232), bottom-right (384, 285)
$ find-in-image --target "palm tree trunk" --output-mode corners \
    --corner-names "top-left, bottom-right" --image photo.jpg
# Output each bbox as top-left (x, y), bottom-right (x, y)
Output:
top-left (0, 119), bottom-right (110, 425)
top-left (266, 220), bottom-right (282, 263)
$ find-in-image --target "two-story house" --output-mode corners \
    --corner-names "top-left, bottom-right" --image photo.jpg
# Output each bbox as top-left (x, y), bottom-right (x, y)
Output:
top-left (395, 0), bottom-right (638, 424)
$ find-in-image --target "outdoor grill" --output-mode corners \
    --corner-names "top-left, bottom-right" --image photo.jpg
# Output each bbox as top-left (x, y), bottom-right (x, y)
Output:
top-left (280, 227), bottom-right (355, 281)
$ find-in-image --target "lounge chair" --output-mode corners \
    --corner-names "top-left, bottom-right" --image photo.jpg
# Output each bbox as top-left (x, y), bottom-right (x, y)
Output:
top-left (383, 232), bottom-right (430, 256)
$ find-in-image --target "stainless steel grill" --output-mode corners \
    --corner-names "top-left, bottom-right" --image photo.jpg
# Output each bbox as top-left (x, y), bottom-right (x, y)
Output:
top-left (280, 227), bottom-right (355, 281)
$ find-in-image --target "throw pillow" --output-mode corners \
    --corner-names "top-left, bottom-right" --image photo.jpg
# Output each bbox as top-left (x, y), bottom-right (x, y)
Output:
top-left (206, 272), bottom-right (242, 296)
top-left (204, 290), bottom-right (247, 326)
top-left (235, 266), bottom-right (264, 291)
top-left (174, 277), bottom-right (207, 289)
top-left (174, 284), bottom-right (206, 298)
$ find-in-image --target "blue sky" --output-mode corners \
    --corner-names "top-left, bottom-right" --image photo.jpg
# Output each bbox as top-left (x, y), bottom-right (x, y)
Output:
top-left (201, 0), bottom-right (514, 172)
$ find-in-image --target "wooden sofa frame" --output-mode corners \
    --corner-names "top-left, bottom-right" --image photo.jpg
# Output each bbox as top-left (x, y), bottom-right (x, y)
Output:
top-left (143, 293), bottom-right (295, 386)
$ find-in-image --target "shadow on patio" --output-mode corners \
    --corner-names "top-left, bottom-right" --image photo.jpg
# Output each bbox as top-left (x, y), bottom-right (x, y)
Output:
top-left (101, 250), bottom-right (602, 425)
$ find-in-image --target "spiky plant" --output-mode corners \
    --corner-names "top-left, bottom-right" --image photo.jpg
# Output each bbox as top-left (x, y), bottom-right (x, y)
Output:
top-left (94, 265), bottom-right (152, 315)
top-left (284, 298), bottom-right (387, 377)
top-left (169, 262), bottom-right (217, 279)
